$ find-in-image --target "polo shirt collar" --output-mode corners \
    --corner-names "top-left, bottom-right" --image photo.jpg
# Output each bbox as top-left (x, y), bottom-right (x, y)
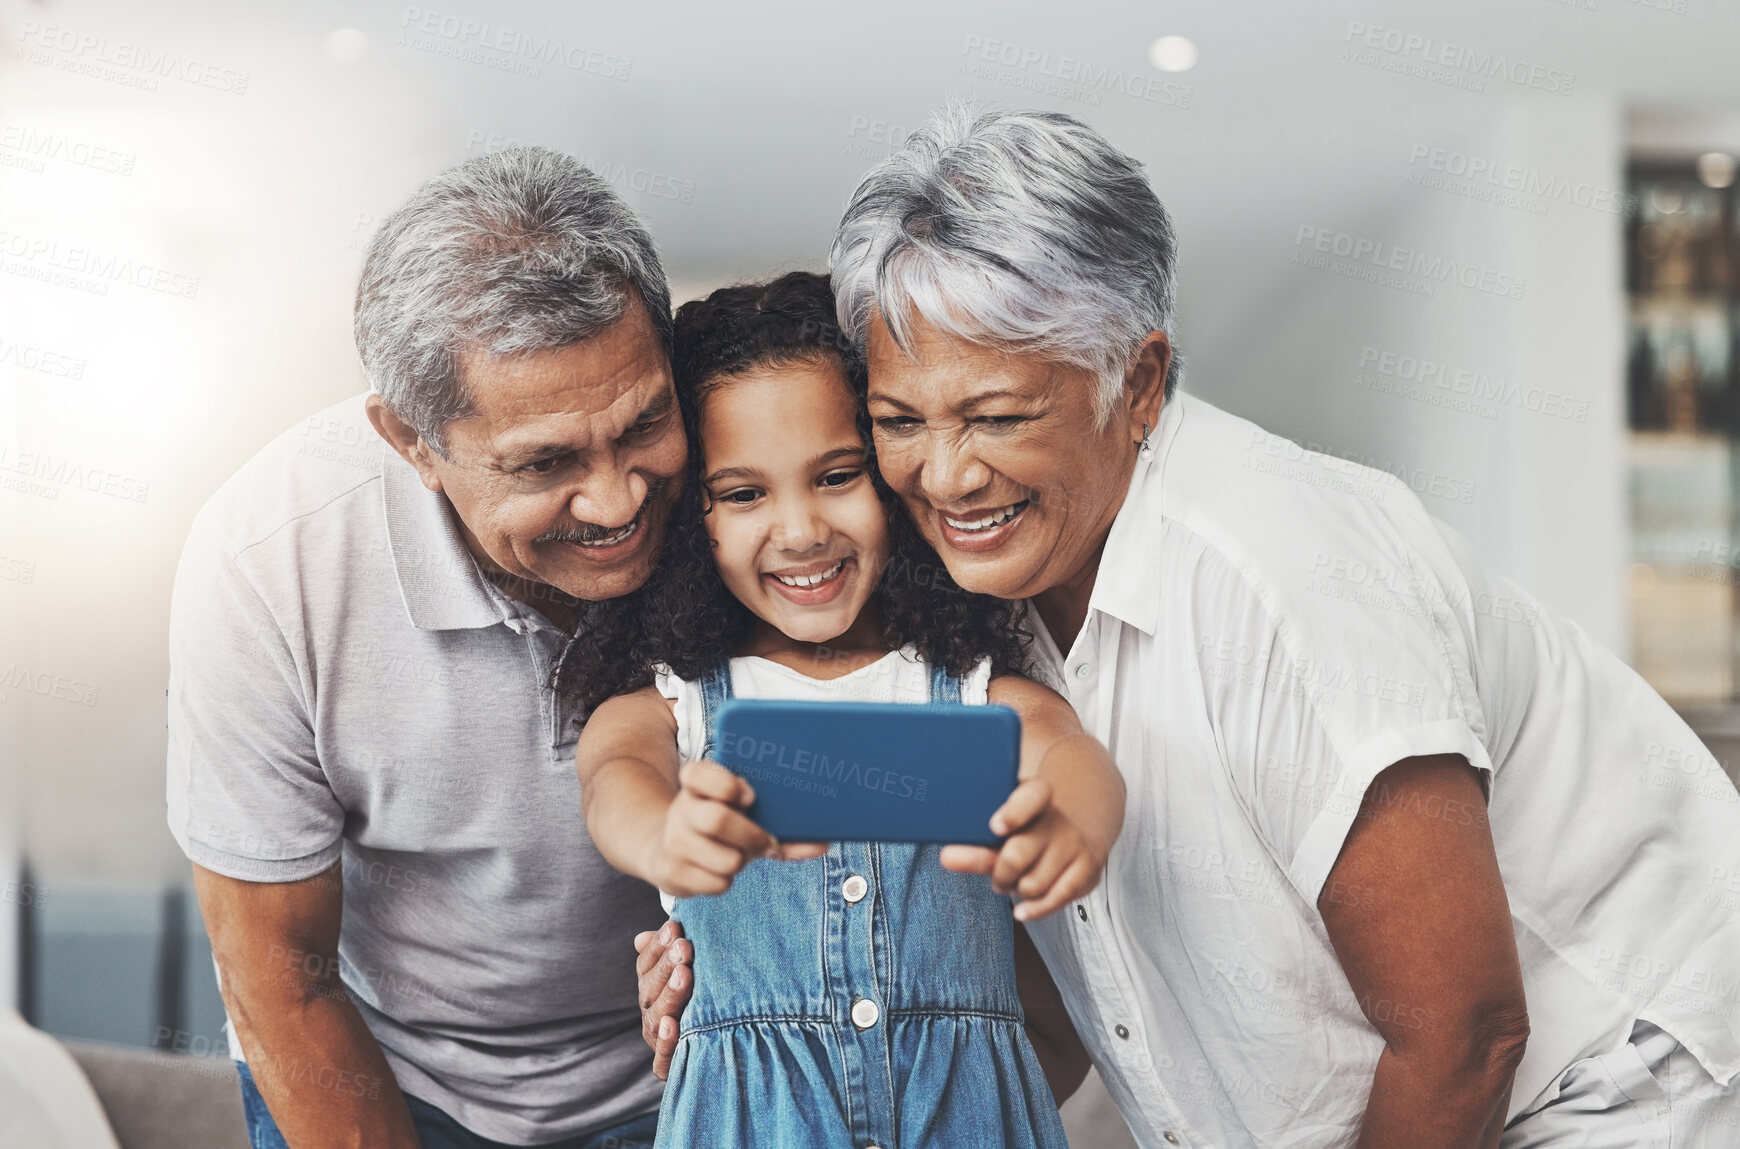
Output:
top-left (1083, 391), bottom-right (1187, 636)
top-left (381, 448), bottom-right (507, 631)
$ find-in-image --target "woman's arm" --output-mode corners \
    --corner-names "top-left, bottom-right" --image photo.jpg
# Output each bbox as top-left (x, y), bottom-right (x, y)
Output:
top-left (1015, 920), bottom-right (1093, 1104)
top-left (941, 674), bottom-right (1126, 920)
top-left (1320, 754), bottom-right (1529, 1149)
top-left (577, 686), bottom-right (785, 896)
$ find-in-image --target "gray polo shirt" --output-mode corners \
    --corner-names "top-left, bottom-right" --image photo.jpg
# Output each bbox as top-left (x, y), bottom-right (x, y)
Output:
top-left (166, 393), bottom-right (665, 1143)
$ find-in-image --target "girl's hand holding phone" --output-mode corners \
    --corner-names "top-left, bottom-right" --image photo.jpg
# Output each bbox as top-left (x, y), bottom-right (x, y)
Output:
top-left (650, 760), bottom-right (829, 897)
top-left (941, 777), bottom-right (1112, 922)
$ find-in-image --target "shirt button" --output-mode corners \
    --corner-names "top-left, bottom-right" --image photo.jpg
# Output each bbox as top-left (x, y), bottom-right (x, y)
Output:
top-left (842, 874), bottom-right (868, 904)
top-left (851, 997), bottom-right (880, 1030)
top-left (1076, 904), bottom-right (1088, 922)
top-left (1074, 663), bottom-right (1091, 679)
top-left (1115, 1023), bottom-right (1130, 1039)
top-left (1163, 1133), bottom-right (1181, 1145)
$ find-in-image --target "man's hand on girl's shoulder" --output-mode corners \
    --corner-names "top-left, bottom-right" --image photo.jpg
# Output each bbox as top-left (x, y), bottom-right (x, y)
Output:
top-left (635, 921), bottom-right (691, 1080)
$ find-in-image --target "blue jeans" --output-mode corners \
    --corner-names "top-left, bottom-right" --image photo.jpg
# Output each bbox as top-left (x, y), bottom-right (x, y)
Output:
top-left (237, 1061), bottom-right (659, 1149)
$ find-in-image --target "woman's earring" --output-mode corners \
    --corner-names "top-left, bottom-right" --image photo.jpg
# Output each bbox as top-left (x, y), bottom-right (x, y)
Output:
top-left (1139, 421), bottom-right (1154, 458)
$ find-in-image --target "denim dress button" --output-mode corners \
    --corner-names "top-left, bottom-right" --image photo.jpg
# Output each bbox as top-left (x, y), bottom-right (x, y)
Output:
top-left (851, 997), bottom-right (880, 1029)
top-left (843, 874), bottom-right (868, 903)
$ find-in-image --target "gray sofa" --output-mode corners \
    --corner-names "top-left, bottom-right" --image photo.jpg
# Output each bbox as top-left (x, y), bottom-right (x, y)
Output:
top-left (60, 1041), bottom-right (246, 1149)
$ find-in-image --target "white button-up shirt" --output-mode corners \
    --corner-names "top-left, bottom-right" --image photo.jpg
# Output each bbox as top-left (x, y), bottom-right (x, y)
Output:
top-left (1025, 393), bottom-right (1740, 1148)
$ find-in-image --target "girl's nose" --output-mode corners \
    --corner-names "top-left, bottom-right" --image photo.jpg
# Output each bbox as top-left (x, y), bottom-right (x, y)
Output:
top-left (770, 500), bottom-right (828, 553)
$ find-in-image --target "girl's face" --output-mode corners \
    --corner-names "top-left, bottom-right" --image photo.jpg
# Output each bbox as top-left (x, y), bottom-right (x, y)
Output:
top-left (698, 359), bottom-right (890, 646)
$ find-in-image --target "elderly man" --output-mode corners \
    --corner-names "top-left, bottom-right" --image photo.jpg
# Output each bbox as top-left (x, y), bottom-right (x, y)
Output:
top-left (639, 109), bottom-right (1740, 1148)
top-left (168, 148), bottom-right (682, 1148)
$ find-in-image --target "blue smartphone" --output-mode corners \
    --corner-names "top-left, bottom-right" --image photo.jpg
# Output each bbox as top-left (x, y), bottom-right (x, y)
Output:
top-left (710, 699), bottom-right (1021, 846)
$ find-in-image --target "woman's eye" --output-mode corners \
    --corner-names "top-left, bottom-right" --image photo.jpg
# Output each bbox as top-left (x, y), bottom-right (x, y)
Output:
top-left (975, 415), bottom-right (1026, 428)
top-left (820, 469), bottom-right (863, 489)
top-left (873, 416), bottom-right (920, 433)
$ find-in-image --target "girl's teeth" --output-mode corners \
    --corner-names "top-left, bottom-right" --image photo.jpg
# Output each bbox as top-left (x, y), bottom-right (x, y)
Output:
top-left (945, 503), bottom-right (1021, 532)
top-left (775, 560), bottom-right (845, 588)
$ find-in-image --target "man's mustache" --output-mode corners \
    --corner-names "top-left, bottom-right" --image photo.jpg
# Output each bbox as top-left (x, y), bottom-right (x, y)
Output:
top-left (536, 478), bottom-right (670, 544)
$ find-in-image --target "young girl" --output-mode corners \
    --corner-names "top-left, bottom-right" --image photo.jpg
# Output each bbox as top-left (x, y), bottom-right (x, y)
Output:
top-left (565, 272), bottom-right (1124, 1148)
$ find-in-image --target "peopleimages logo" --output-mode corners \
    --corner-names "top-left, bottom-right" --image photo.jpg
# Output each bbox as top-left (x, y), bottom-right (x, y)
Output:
top-left (959, 35), bottom-right (1192, 109)
top-left (0, 125), bottom-right (137, 177)
top-left (1355, 345), bottom-right (1590, 423)
top-left (717, 732), bottom-right (931, 804)
top-left (1406, 144), bottom-right (1633, 217)
top-left (1342, 20), bottom-right (1576, 96)
top-left (0, 229), bottom-right (199, 301)
top-left (1295, 225), bottom-right (1526, 301)
top-left (398, 7), bottom-right (631, 81)
top-left (14, 21), bottom-right (250, 94)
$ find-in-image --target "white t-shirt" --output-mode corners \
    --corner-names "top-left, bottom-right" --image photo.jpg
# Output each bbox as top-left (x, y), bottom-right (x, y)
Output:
top-left (657, 648), bottom-right (993, 763)
top-left (1024, 392), bottom-right (1740, 1149)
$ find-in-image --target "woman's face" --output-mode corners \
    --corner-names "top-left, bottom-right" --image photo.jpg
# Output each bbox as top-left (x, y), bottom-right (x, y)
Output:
top-left (698, 360), bottom-right (890, 645)
top-left (865, 315), bottom-right (1161, 603)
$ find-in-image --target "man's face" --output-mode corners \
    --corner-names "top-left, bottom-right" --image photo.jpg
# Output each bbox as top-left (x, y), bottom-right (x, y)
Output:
top-left (404, 299), bottom-right (686, 602)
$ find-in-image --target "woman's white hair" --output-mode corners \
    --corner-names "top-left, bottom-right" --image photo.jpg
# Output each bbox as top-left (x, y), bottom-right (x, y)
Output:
top-left (829, 105), bottom-right (1181, 422)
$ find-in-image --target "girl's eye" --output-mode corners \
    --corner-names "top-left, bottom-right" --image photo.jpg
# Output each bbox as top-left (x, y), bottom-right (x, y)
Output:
top-left (820, 469), bottom-right (863, 489)
top-left (718, 488), bottom-right (761, 505)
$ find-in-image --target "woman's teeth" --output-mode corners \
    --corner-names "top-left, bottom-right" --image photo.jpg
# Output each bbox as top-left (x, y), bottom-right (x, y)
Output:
top-left (773, 559), bottom-right (846, 588)
top-left (577, 520), bottom-right (636, 547)
top-left (944, 502), bottom-right (1027, 532)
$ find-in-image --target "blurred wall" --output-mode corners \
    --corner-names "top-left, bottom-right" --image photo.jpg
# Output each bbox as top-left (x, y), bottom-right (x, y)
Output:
top-left (2, 0), bottom-right (1735, 972)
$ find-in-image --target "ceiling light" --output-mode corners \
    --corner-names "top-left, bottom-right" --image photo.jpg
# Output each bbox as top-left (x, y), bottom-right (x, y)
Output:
top-left (324, 28), bottom-right (369, 64)
top-left (1147, 36), bottom-right (1198, 73)
top-left (1696, 151), bottom-right (1735, 190)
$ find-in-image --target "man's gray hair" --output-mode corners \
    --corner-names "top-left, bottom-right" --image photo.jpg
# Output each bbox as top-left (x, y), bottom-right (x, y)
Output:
top-left (830, 106), bottom-right (1181, 421)
top-left (355, 146), bottom-right (672, 454)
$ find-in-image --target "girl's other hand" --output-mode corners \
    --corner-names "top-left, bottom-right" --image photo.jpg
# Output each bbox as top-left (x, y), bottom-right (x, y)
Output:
top-left (652, 759), bottom-right (776, 896)
top-left (652, 760), bottom-right (828, 895)
top-left (939, 778), bottom-right (1109, 921)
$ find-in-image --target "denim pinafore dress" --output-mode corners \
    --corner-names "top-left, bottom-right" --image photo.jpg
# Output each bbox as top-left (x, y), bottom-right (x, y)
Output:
top-left (653, 659), bottom-right (1069, 1149)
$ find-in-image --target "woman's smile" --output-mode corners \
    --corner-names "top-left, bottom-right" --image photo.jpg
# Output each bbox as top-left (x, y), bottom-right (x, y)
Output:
top-left (936, 500), bottom-right (1031, 552)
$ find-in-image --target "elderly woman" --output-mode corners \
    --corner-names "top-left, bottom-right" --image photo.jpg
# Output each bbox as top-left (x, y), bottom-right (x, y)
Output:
top-left (640, 109), bottom-right (1740, 1148)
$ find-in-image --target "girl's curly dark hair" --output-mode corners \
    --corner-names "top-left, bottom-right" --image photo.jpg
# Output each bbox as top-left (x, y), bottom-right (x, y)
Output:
top-left (555, 270), bottom-right (1027, 713)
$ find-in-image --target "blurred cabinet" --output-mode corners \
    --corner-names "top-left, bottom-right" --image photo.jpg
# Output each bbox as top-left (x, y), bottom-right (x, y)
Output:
top-left (1627, 160), bottom-right (1740, 702)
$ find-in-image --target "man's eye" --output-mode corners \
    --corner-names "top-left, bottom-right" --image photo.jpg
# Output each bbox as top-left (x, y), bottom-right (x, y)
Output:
top-left (624, 415), bottom-right (663, 438)
top-left (523, 456), bottom-right (565, 475)
top-left (820, 469), bottom-right (863, 488)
